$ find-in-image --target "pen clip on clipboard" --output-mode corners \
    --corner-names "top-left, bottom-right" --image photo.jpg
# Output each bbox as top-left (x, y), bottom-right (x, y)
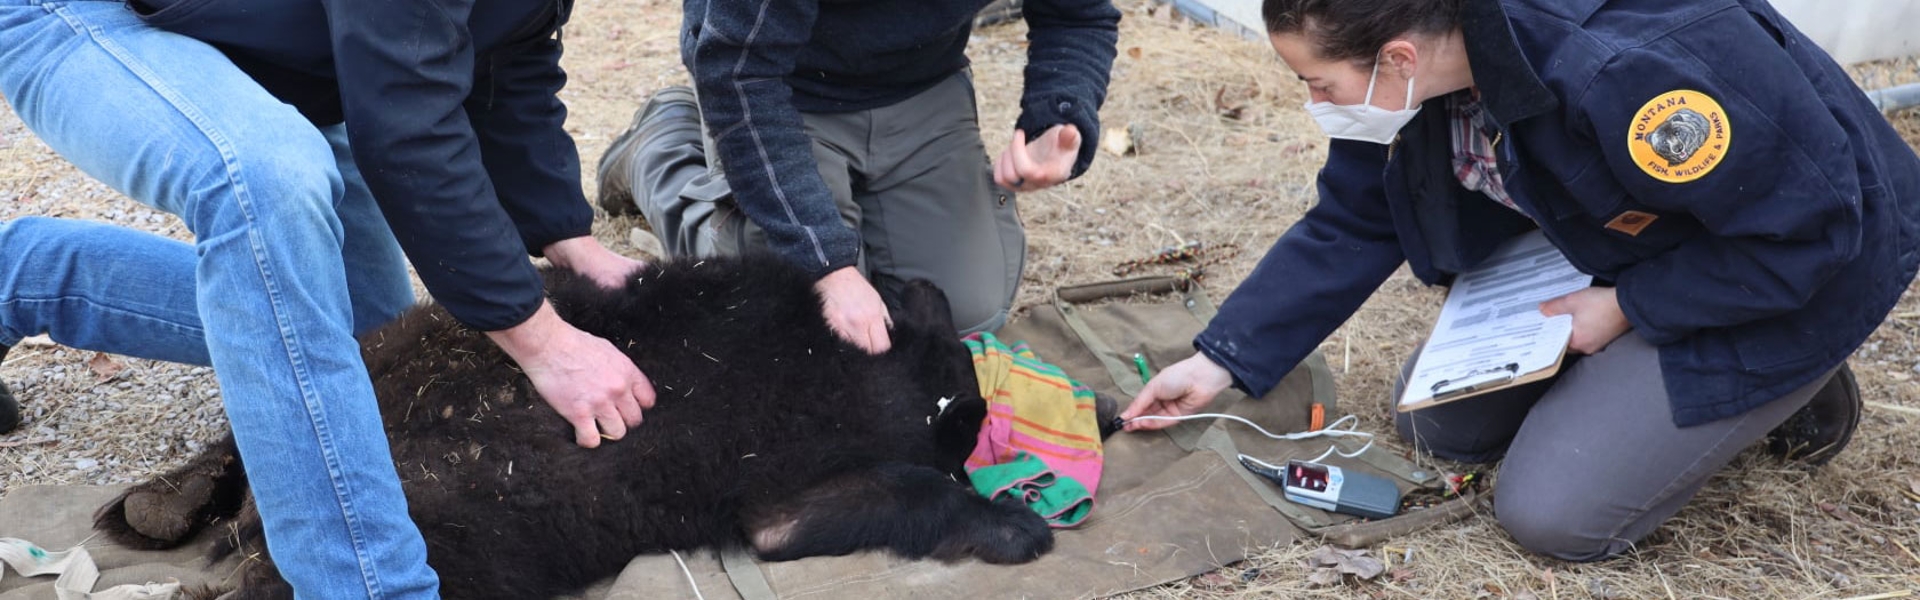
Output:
top-left (1429, 362), bottom-right (1520, 400)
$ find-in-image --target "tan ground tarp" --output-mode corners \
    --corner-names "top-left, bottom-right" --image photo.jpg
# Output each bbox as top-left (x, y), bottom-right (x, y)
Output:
top-left (2, 285), bottom-right (1364, 600)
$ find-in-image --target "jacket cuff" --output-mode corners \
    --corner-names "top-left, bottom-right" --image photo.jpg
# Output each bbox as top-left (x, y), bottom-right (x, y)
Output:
top-left (517, 205), bottom-right (595, 258)
top-left (1014, 96), bottom-right (1101, 179)
top-left (1193, 332), bottom-right (1268, 399)
top-left (801, 253), bottom-right (862, 281)
top-left (779, 225), bottom-right (862, 281)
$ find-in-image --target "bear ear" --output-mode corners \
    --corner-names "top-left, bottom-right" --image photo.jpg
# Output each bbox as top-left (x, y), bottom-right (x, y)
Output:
top-left (1093, 393), bottom-right (1123, 439)
top-left (880, 277), bottom-right (959, 337)
top-left (931, 395), bottom-right (989, 465)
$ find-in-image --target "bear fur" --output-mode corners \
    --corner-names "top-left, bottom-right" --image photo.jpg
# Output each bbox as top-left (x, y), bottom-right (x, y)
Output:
top-left (93, 254), bottom-right (1053, 599)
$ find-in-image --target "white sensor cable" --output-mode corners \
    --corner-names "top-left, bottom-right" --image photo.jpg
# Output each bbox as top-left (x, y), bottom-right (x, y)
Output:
top-left (1125, 413), bottom-right (1376, 464)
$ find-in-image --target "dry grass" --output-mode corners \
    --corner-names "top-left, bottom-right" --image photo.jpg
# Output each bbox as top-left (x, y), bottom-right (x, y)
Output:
top-left (4, 0), bottom-right (1919, 598)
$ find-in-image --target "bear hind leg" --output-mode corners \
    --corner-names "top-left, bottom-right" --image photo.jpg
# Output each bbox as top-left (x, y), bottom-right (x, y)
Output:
top-left (743, 462), bottom-right (1052, 565)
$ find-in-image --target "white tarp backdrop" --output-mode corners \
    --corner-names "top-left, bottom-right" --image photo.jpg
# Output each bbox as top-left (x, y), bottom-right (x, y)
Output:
top-left (1171, 0), bottom-right (1919, 65)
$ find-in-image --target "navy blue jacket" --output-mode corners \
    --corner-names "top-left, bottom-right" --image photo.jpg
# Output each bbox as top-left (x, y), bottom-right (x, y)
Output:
top-left (1200, 0), bottom-right (1920, 427)
top-left (681, 0), bottom-right (1120, 278)
top-left (134, 0), bottom-right (591, 331)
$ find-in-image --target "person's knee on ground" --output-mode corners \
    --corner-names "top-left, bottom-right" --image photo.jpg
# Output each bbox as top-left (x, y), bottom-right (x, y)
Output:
top-left (1492, 469), bottom-right (1635, 562)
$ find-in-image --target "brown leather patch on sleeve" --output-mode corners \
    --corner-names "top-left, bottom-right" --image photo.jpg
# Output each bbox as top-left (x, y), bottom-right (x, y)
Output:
top-left (1604, 210), bottom-right (1659, 236)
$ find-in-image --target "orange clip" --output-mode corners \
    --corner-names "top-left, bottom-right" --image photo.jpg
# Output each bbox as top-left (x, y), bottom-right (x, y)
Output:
top-left (1309, 403), bottom-right (1326, 431)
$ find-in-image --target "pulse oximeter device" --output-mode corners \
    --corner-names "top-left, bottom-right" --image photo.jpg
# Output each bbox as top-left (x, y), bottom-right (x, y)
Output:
top-left (1241, 457), bottom-right (1401, 520)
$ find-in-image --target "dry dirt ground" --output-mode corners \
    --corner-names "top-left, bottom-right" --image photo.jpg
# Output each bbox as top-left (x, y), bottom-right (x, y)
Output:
top-left (4, 1), bottom-right (1920, 598)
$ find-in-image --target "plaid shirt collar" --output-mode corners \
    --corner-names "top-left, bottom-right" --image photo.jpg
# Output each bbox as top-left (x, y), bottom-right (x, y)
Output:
top-left (1447, 92), bottom-right (1527, 216)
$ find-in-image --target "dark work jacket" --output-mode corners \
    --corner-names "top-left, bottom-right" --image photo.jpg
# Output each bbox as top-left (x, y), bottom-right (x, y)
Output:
top-left (131, 0), bottom-right (592, 330)
top-left (1198, 0), bottom-right (1920, 427)
top-left (680, 0), bottom-right (1120, 278)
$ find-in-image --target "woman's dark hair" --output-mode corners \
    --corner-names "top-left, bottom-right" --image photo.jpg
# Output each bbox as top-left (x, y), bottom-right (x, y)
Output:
top-left (1262, 0), bottom-right (1465, 65)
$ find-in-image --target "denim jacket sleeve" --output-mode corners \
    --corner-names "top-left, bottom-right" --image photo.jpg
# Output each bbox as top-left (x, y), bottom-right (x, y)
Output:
top-left (1582, 25), bottom-right (1864, 346)
top-left (1015, 0), bottom-right (1121, 179)
top-left (686, 0), bottom-right (862, 280)
top-left (466, 21), bottom-right (595, 258)
top-left (320, 0), bottom-right (547, 331)
top-left (1195, 139), bottom-right (1406, 398)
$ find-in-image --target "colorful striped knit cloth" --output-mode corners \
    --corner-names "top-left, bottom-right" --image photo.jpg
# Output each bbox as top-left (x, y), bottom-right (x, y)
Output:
top-left (962, 332), bottom-right (1103, 527)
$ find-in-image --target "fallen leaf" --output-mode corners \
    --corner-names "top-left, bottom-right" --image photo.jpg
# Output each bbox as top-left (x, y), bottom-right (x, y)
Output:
top-left (1127, 46), bottom-right (1142, 60)
top-left (1306, 545), bottom-right (1386, 579)
top-left (1307, 568), bottom-right (1343, 587)
top-left (87, 352), bottom-right (124, 381)
top-left (1100, 124), bottom-right (1135, 157)
top-left (1339, 555), bottom-right (1386, 579)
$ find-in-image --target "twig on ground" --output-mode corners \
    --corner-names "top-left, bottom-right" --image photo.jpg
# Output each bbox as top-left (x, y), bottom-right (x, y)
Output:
top-left (1835, 591), bottom-right (1914, 600)
top-left (1891, 538), bottom-right (1920, 570)
top-left (1868, 401), bottom-right (1920, 417)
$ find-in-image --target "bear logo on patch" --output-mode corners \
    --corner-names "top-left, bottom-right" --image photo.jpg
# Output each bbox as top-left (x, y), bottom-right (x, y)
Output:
top-left (1647, 108), bottom-right (1709, 166)
top-left (1628, 90), bottom-right (1730, 183)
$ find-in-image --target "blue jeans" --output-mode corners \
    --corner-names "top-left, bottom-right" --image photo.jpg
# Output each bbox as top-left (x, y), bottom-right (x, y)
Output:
top-left (0, 1), bottom-right (439, 598)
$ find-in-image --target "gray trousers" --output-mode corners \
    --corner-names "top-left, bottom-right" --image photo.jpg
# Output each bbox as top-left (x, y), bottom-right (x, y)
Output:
top-left (1394, 331), bottom-right (1832, 561)
top-left (628, 72), bottom-right (1025, 334)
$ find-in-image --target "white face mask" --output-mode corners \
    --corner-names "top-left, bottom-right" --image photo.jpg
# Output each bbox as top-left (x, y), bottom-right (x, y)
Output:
top-left (1304, 61), bottom-right (1420, 145)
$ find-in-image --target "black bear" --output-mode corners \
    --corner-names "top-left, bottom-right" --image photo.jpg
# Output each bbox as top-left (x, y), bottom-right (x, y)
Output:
top-left (93, 255), bottom-right (1053, 599)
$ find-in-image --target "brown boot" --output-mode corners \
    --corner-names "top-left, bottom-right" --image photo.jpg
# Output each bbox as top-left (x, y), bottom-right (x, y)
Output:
top-left (595, 86), bottom-right (701, 218)
top-left (1763, 363), bottom-right (1861, 467)
top-left (1, 345), bottom-right (19, 435)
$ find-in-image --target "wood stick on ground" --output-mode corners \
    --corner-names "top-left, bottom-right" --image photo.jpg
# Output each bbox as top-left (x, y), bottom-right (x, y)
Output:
top-left (1868, 401), bottom-right (1920, 418)
top-left (1834, 591), bottom-right (1914, 600)
top-left (1891, 538), bottom-right (1920, 570)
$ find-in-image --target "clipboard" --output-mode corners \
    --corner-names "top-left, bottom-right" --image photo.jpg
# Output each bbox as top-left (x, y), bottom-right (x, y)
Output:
top-left (1397, 348), bottom-right (1571, 412)
top-left (1393, 231), bottom-right (1590, 413)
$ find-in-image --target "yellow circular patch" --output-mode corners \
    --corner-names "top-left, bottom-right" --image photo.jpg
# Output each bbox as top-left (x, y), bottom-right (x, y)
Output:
top-left (1626, 90), bottom-right (1731, 183)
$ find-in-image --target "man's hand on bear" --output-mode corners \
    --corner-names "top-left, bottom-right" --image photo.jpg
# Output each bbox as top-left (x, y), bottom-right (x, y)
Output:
top-left (545, 236), bottom-right (647, 289)
top-left (488, 300), bottom-right (656, 448)
top-left (815, 267), bottom-right (893, 355)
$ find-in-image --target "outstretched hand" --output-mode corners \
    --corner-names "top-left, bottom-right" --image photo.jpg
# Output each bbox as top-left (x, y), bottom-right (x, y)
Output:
top-left (1539, 286), bottom-right (1631, 355)
top-left (994, 124), bottom-right (1081, 193)
top-left (1119, 353), bottom-right (1236, 431)
top-left (487, 301), bottom-right (656, 448)
top-left (815, 266), bottom-right (893, 355)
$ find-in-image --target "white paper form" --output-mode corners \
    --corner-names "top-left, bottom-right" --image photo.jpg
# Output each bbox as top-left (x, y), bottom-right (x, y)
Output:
top-left (1398, 231), bottom-right (1595, 410)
